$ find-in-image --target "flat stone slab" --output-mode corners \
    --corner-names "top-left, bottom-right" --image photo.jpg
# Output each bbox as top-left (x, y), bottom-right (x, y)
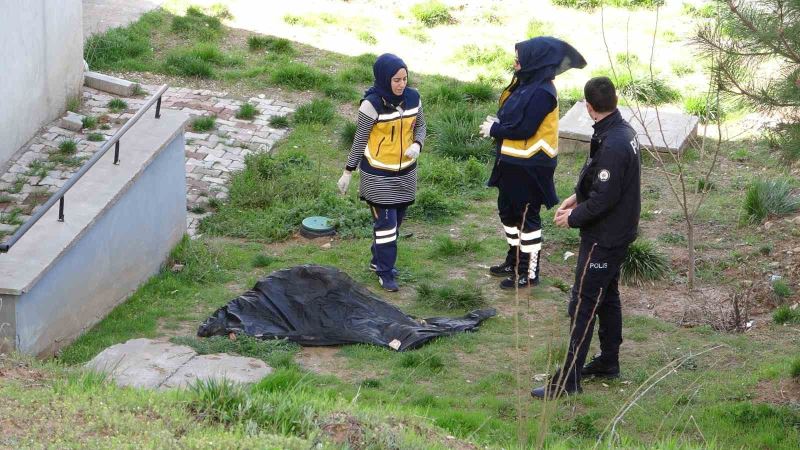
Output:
top-left (559, 100), bottom-right (699, 153)
top-left (86, 338), bottom-right (272, 390)
top-left (84, 71), bottom-right (136, 96)
top-left (59, 112), bottom-right (84, 132)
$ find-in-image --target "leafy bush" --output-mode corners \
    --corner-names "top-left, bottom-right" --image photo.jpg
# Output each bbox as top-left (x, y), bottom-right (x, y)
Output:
top-left (247, 35), bottom-right (293, 54)
top-left (684, 96), bottom-right (725, 123)
top-left (269, 115), bottom-right (290, 128)
top-left (621, 239), bottom-right (669, 286)
top-left (526, 19), bottom-right (553, 38)
top-left (270, 63), bottom-right (331, 90)
top-left (742, 179), bottom-right (800, 223)
top-left (171, 6), bottom-right (222, 41)
top-left (191, 115), bottom-right (216, 132)
top-left (107, 98), bottom-right (128, 112)
top-left (293, 99), bottom-right (336, 125)
top-left (416, 282), bottom-right (486, 310)
top-left (235, 102), bottom-right (259, 120)
top-left (773, 305), bottom-right (800, 325)
top-left (410, 1), bottom-right (454, 26)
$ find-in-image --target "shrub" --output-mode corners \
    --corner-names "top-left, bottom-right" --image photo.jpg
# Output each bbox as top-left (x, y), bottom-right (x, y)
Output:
top-left (235, 102), bottom-right (259, 120)
top-left (684, 96), bottom-right (725, 123)
top-left (431, 235), bottom-right (481, 257)
top-left (410, 1), bottom-right (453, 26)
top-left (107, 98), bottom-right (128, 112)
top-left (770, 123), bottom-right (800, 162)
top-left (621, 239), bottom-right (669, 285)
top-left (270, 63), bottom-right (331, 90)
top-left (526, 19), bottom-right (553, 38)
top-left (742, 179), bottom-right (800, 223)
top-left (81, 116), bottom-right (98, 130)
top-left (87, 132), bottom-right (105, 142)
top-left (773, 280), bottom-right (793, 299)
top-left (191, 115), bottom-right (216, 132)
top-left (171, 7), bottom-right (222, 41)
top-left (773, 305), bottom-right (800, 325)
top-left (339, 121), bottom-right (357, 149)
top-left (357, 31), bottom-right (377, 45)
top-left (247, 35), bottom-right (293, 54)
top-left (416, 282), bottom-right (486, 310)
top-left (58, 139), bottom-right (78, 154)
top-left (293, 99), bottom-right (336, 125)
top-left (269, 115), bottom-right (290, 128)
top-left (429, 108), bottom-right (494, 161)
top-left (457, 45), bottom-right (514, 68)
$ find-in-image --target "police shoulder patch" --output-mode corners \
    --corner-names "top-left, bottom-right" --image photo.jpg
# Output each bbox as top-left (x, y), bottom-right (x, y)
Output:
top-left (598, 169), bottom-right (610, 182)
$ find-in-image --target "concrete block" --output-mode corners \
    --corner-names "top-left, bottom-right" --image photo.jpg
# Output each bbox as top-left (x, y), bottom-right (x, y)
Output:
top-left (84, 71), bottom-right (136, 97)
top-left (559, 101), bottom-right (699, 154)
top-left (86, 338), bottom-right (196, 389)
top-left (162, 353), bottom-right (273, 389)
top-left (59, 112), bottom-right (84, 132)
top-left (559, 138), bottom-right (588, 155)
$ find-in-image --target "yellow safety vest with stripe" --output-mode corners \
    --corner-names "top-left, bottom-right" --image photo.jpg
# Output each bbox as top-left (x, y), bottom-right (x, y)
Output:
top-left (363, 100), bottom-right (419, 173)
top-left (497, 84), bottom-right (559, 162)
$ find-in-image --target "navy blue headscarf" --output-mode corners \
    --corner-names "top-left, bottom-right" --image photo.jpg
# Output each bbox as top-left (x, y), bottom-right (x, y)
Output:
top-left (364, 53), bottom-right (420, 107)
top-left (497, 37), bottom-right (586, 129)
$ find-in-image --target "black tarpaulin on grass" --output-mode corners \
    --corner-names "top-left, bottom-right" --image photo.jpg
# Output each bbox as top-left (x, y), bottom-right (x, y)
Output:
top-left (197, 265), bottom-right (496, 351)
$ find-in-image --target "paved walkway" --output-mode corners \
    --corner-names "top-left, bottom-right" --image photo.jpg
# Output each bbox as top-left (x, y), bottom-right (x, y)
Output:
top-left (83, 0), bottom-right (165, 38)
top-left (0, 84), bottom-right (293, 239)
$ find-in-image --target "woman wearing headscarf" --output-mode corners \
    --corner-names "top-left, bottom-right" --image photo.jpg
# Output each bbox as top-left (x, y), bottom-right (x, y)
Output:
top-left (338, 53), bottom-right (426, 292)
top-left (479, 37), bottom-right (586, 290)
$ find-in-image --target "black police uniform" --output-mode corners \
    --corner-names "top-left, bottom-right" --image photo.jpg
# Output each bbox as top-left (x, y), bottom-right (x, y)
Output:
top-left (557, 108), bottom-right (641, 393)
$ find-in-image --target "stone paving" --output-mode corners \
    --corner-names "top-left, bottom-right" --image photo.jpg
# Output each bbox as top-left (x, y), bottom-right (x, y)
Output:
top-left (0, 84), bottom-right (293, 240)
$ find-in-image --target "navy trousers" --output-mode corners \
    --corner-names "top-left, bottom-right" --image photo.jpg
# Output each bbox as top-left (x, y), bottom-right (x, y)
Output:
top-left (370, 205), bottom-right (407, 277)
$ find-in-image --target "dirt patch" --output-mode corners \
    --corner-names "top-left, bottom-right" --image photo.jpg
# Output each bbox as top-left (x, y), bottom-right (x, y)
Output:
top-left (755, 378), bottom-right (800, 406)
top-left (320, 412), bottom-right (367, 449)
top-left (295, 346), bottom-right (377, 382)
top-left (0, 355), bottom-right (49, 383)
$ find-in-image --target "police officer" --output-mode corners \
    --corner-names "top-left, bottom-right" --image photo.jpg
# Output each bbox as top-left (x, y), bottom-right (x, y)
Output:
top-left (531, 76), bottom-right (641, 399)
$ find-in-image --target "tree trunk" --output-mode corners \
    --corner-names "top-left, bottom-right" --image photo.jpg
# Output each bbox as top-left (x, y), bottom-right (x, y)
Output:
top-left (687, 220), bottom-right (695, 290)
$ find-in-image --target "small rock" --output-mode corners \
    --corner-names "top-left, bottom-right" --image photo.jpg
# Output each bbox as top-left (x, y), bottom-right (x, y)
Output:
top-left (321, 243), bottom-right (332, 249)
top-left (171, 263), bottom-right (184, 273)
top-left (258, 94), bottom-right (265, 99)
top-left (764, 221), bottom-right (773, 230)
top-left (563, 251), bottom-right (575, 261)
top-left (769, 274), bottom-right (782, 282)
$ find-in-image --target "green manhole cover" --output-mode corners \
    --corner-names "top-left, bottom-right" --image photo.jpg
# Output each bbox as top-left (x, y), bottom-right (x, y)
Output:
top-left (301, 216), bottom-right (335, 238)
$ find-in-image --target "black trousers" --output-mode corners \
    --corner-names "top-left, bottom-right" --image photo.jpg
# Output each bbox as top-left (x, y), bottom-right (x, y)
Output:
top-left (496, 163), bottom-right (543, 278)
top-left (556, 238), bottom-right (627, 390)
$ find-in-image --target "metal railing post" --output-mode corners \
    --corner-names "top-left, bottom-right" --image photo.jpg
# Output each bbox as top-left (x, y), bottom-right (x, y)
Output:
top-left (114, 140), bottom-right (120, 165)
top-left (58, 197), bottom-right (65, 222)
top-left (155, 96), bottom-right (162, 119)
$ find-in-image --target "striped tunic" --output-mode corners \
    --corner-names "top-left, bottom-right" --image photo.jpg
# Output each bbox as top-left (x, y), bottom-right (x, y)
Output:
top-left (345, 100), bottom-right (427, 207)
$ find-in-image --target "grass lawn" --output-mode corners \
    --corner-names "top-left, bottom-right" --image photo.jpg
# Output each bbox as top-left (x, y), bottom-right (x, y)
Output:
top-left (3, 3), bottom-right (799, 449)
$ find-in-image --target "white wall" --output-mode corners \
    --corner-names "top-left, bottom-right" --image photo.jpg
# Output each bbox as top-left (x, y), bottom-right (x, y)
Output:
top-left (0, 0), bottom-right (84, 167)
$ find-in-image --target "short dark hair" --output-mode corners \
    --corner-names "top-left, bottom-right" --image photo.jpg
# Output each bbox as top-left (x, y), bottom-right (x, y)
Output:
top-left (584, 77), bottom-right (617, 113)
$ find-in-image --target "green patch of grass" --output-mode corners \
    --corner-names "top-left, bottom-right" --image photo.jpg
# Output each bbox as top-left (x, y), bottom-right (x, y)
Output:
top-left (87, 132), bottom-right (105, 142)
top-left (269, 115), bottom-right (290, 129)
top-left (83, 11), bottom-right (162, 70)
top-left (322, 82), bottom-right (360, 102)
top-left (270, 63), bottom-right (331, 91)
top-left (252, 253), bottom-right (278, 268)
top-left (526, 19), bottom-right (553, 38)
top-left (462, 82), bottom-right (495, 103)
top-left (456, 45), bottom-right (514, 69)
top-left (356, 31), bottom-right (377, 45)
top-left (25, 159), bottom-right (54, 178)
top-left (235, 102), bottom-right (259, 120)
top-left (132, 84), bottom-right (147, 96)
top-left (621, 239), bottom-right (669, 286)
top-left (410, 1), bottom-right (454, 27)
top-left (66, 96), bottom-right (81, 112)
top-left (0, 194), bottom-right (13, 204)
top-left (0, 208), bottom-right (24, 226)
top-left (191, 115), bottom-right (216, 132)
top-left (293, 99), bottom-right (336, 125)
top-left (81, 116), bottom-right (98, 130)
top-left (164, 44), bottom-right (243, 78)
top-left (172, 334), bottom-right (299, 368)
top-left (339, 121), bottom-right (357, 149)
top-left (671, 60), bottom-right (695, 77)
top-left (48, 153), bottom-right (86, 167)
top-left (772, 279), bottom-right (793, 299)
top-left (399, 25), bottom-right (430, 43)
top-left (338, 66), bottom-right (373, 84)
top-left (615, 72), bottom-right (680, 105)
top-left (658, 232), bottom-right (686, 245)
top-left (171, 6), bottom-right (222, 41)
top-left (398, 351), bottom-right (446, 373)
top-left (247, 35), bottom-right (293, 54)
top-left (684, 96), bottom-right (725, 123)
top-left (107, 98), bottom-right (128, 112)
top-left (282, 14), bottom-right (302, 25)
top-left (428, 107), bottom-right (494, 161)
top-left (742, 179), bottom-right (800, 223)
top-left (190, 204), bottom-right (207, 214)
top-left (408, 188), bottom-right (464, 222)
top-left (772, 305), bottom-right (800, 325)
top-left (58, 139), bottom-right (78, 154)
top-left (417, 156), bottom-right (488, 195)
top-left (791, 357), bottom-right (800, 379)
top-left (431, 235), bottom-right (481, 258)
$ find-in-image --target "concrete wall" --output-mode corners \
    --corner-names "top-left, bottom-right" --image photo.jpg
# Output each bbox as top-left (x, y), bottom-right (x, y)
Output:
top-left (0, 0), bottom-right (84, 167)
top-left (0, 110), bottom-right (188, 356)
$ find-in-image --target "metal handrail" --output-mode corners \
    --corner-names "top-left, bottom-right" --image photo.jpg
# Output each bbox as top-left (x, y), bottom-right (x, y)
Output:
top-left (0, 84), bottom-right (169, 253)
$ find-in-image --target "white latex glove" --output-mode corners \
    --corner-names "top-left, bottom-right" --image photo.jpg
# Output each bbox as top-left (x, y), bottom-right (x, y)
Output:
top-left (479, 118), bottom-right (494, 138)
top-left (486, 115), bottom-right (499, 123)
top-left (404, 142), bottom-right (421, 159)
top-left (337, 171), bottom-right (352, 195)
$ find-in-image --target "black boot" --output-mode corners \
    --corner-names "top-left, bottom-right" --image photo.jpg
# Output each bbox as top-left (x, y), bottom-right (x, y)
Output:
top-left (531, 371), bottom-right (582, 399)
top-left (500, 274), bottom-right (538, 290)
top-left (490, 261), bottom-right (515, 278)
top-left (581, 354), bottom-right (620, 379)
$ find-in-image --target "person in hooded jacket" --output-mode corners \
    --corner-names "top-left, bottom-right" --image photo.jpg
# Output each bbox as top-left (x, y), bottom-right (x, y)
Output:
top-left (338, 53), bottom-right (426, 292)
top-left (479, 37), bottom-right (586, 290)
